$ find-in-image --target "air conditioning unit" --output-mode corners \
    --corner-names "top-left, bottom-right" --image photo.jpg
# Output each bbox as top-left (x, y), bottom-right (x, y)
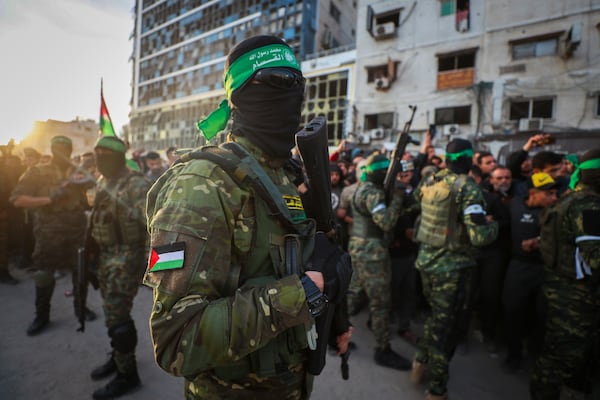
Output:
top-left (369, 128), bottom-right (386, 140)
top-left (375, 76), bottom-right (391, 90)
top-left (443, 124), bottom-right (460, 136)
top-left (518, 118), bottom-right (544, 131)
top-left (357, 133), bottom-right (371, 144)
top-left (373, 22), bottom-right (395, 39)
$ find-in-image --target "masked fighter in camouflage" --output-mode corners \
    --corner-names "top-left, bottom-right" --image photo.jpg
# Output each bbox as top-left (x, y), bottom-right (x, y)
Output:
top-left (143, 35), bottom-right (353, 399)
top-left (410, 138), bottom-right (498, 400)
top-left (530, 148), bottom-right (600, 400)
top-left (11, 135), bottom-right (95, 336)
top-left (89, 136), bottom-right (151, 399)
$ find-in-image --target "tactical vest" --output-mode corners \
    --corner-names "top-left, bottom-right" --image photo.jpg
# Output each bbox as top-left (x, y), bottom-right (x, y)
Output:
top-left (540, 190), bottom-right (600, 279)
top-left (91, 171), bottom-right (147, 247)
top-left (351, 182), bottom-right (384, 239)
top-left (170, 143), bottom-right (316, 380)
top-left (414, 174), bottom-right (468, 250)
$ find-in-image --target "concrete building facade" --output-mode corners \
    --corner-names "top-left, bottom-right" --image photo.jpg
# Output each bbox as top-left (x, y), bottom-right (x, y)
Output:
top-left (128, 0), bottom-right (357, 151)
top-left (352, 0), bottom-right (600, 155)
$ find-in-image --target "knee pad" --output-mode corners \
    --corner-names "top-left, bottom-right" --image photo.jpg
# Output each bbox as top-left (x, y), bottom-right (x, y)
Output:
top-left (108, 320), bottom-right (138, 354)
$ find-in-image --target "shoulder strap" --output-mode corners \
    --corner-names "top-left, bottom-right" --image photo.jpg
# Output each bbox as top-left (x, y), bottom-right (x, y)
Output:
top-left (180, 143), bottom-right (297, 231)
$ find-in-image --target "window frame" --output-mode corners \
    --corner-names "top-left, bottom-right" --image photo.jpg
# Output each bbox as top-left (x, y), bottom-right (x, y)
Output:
top-left (508, 97), bottom-right (555, 121)
top-left (509, 31), bottom-right (563, 60)
top-left (434, 105), bottom-right (472, 125)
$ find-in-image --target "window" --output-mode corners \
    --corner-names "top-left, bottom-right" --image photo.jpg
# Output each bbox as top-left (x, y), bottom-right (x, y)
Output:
top-left (509, 98), bottom-right (554, 120)
top-left (366, 4), bottom-right (401, 38)
top-left (365, 61), bottom-right (399, 83)
top-left (434, 105), bottom-right (471, 124)
top-left (597, 94), bottom-right (600, 117)
top-left (364, 112), bottom-right (394, 130)
top-left (438, 51), bottom-right (475, 72)
top-left (329, 2), bottom-right (340, 23)
top-left (440, 0), bottom-right (469, 17)
top-left (510, 33), bottom-right (562, 60)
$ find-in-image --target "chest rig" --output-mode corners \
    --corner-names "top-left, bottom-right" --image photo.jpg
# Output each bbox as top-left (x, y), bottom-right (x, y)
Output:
top-left (91, 171), bottom-right (146, 247)
top-left (180, 142), bottom-right (316, 379)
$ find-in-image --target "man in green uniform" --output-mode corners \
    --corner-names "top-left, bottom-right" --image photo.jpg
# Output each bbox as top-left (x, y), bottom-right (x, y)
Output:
top-left (530, 148), bottom-right (600, 400)
top-left (143, 35), bottom-right (352, 399)
top-left (10, 135), bottom-right (96, 335)
top-left (0, 150), bottom-right (19, 284)
top-left (410, 138), bottom-right (498, 400)
top-left (88, 136), bottom-right (151, 399)
top-left (347, 152), bottom-right (412, 370)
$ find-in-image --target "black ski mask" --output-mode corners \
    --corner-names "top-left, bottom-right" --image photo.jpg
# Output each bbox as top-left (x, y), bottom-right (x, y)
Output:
top-left (446, 138), bottom-right (473, 175)
top-left (230, 76), bottom-right (304, 159)
top-left (96, 152), bottom-right (125, 178)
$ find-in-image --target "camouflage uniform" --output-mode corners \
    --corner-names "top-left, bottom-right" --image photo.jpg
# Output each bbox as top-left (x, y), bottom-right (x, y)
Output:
top-left (412, 168), bottom-right (498, 396)
top-left (10, 161), bottom-right (87, 290)
top-left (0, 157), bottom-right (9, 279)
top-left (530, 185), bottom-right (600, 400)
top-left (348, 180), bottom-right (403, 349)
top-left (91, 169), bottom-right (150, 375)
top-left (144, 137), bottom-right (316, 399)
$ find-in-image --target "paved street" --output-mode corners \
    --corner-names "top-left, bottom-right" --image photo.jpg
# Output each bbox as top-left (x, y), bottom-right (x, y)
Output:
top-left (0, 265), bottom-right (531, 400)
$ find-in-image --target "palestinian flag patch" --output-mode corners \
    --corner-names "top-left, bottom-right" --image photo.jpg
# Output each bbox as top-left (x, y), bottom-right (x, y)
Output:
top-left (149, 242), bottom-right (185, 272)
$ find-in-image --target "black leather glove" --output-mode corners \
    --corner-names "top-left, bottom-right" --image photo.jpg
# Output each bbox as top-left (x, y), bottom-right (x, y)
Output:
top-left (49, 185), bottom-right (68, 202)
top-left (309, 232), bottom-right (353, 304)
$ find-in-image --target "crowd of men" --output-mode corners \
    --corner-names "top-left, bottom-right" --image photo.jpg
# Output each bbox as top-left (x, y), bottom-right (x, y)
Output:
top-left (1, 34), bottom-right (598, 400)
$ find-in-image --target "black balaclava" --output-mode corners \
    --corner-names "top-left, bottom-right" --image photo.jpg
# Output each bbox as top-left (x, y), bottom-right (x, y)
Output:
top-left (95, 136), bottom-right (127, 179)
top-left (446, 138), bottom-right (473, 175)
top-left (227, 36), bottom-right (305, 159)
top-left (50, 136), bottom-right (73, 170)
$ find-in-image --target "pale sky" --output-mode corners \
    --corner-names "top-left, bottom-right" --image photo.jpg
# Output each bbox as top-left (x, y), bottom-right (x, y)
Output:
top-left (0, 0), bottom-right (134, 145)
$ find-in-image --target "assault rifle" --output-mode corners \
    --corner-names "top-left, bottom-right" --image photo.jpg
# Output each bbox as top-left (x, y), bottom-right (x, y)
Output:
top-left (383, 105), bottom-right (419, 202)
top-left (296, 116), bottom-right (352, 379)
top-left (76, 200), bottom-right (100, 332)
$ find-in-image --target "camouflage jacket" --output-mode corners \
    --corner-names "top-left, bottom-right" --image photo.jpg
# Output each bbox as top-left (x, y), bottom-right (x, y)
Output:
top-left (413, 169), bottom-right (498, 273)
top-left (91, 169), bottom-right (150, 247)
top-left (349, 180), bottom-right (403, 261)
top-left (542, 184), bottom-right (600, 297)
top-left (143, 136), bottom-right (313, 379)
top-left (10, 161), bottom-right (87, 215)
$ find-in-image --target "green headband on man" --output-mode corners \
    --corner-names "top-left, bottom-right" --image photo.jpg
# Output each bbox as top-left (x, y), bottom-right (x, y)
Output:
top-left (95, 136), bottom-right (127, 154)
top-left (445, 148), bottom-right (473, 162)
top-left (569, 157), bottom-right (600, 190)
top-left (197, 44), bottom-right (301, 141)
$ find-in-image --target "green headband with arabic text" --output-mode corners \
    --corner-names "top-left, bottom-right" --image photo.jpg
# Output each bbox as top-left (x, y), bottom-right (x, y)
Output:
top-left (445, 148), bottom-right (473, 162)
top-left (196, 44), bottom-right (301, 141)
top-left (569, 157), bottom-right (600, 190)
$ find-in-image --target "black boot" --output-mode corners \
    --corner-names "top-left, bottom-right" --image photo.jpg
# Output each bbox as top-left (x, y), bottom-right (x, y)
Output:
top-left (92, 369), bottom-right (141, 399)
top-left (91, 353), bottom-right (117, 380)
top-left (374, 344), bottom-right (412, 370)
top-left (26, 284), bottom-right (54, 336)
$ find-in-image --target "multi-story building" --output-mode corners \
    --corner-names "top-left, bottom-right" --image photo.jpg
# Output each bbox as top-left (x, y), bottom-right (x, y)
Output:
top-left (16, 118), bottom-right (98, 157)
top-left (353, 0), bottom-right (600, 156)
top-left (128, 0), bottom-right (357, 151)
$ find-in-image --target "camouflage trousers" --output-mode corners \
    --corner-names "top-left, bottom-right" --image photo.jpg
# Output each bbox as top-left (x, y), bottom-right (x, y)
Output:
top-left (97, 244), bottom-right (146, 372)
top-left (32, 211), bottom-right (85, 273)
top-left (347, 253), bottom-right (392, 349)
top-left (415, 267), bottom-right (472, 395)
top-left (185, 362), bottom-right (312, 400)
top-left (530, 283), bottom-right (600, 400)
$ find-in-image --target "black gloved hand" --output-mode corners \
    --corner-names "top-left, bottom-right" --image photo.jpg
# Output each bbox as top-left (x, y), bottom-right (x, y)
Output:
top-left (49, 185), bottom-right (68, 202)
top-left (310, 232), bottom-right (353, 304)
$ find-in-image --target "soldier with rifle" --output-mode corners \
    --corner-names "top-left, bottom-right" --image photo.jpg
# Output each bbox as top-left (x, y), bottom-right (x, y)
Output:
top-left (346, 106), bottom-right (418, 370)
top-left (86, 136), bottom-right (151, 399)
top-left (10, 135), bottom-right (96, 336)
top-left (143, 35), bottom-right (353, 399)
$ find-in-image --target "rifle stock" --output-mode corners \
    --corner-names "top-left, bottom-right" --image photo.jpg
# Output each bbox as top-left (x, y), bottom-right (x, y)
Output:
top-left (383, 105), bottom-right (419, 202)
top-left (295, 117), bottom-right (352, 379)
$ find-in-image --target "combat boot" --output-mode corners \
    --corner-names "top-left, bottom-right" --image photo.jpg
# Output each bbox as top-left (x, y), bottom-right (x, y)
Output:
top-left (374, 344), bottom-right (411, 370)
top-left (26, 284), bottom-right (54, 336)
top-left (410, 358), bottom-right (427, 384)
top-left (92, 369), bottom-right (141, 399)
top-left (425, 391), bottom-right (448, 400)
top-left (91, 353), bottom-right (117, 380)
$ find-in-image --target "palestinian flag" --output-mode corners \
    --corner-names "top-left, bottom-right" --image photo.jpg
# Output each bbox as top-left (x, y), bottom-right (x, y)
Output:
top-left (149, 242), bottom-right (186, 272)
top-left (99, 79), bottom-right (116, 136)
